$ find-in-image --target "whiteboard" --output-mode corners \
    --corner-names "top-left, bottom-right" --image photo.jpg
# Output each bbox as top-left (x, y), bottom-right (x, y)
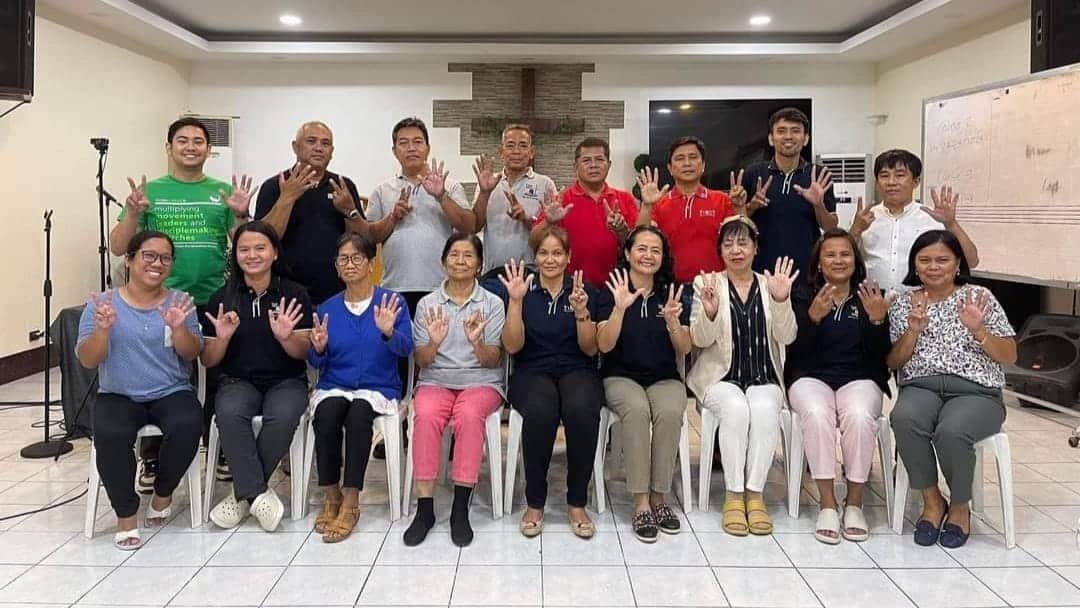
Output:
top-left (922, 65), bottom-right (1080, 288)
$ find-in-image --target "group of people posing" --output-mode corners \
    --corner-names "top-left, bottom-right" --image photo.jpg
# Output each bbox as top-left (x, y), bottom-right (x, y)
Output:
top-left (76, 107), bottom-right (1016, 555)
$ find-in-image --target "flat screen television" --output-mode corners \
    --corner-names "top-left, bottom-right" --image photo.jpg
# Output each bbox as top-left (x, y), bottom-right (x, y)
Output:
top-left (647, 99), bottom-right (813, 191)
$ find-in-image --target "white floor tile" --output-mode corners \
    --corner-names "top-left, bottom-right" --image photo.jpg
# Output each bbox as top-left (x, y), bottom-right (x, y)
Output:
top-left (263, 565), bottom-right (369, 606)
top-left (697, 532), bottom-right (792, 567)
top-left (1016, 532), bottom-right (1080, 566)
top-left (0, 461), bottom-right (53, 482)
top-left (541, 565), bottom-right (635, 606)
top-left (979, 505), bottom-right (1072, 534)
top-left (0, 565), bottom-right (115, 604)
top-left (971, 566), bottom-right (1080, 606)
top-left (0, 564), bottom-right (30, 589)
top-left (1056, 565), bottom-right (1080, 587)
top-left (712, 567), bottom-right (821, 608)
top-left (800, 568), bottom-right (914, 608)
top-left (1038, 504), bottom-right (1080, 529)
top-left (885, 568), bottom-right (1006, 608)
top-left (541, 531), bottom-right (624, 565)
top-left (0, 531), bottom-right (74, 564)
top-left (126, 531), bottom-right (230, 567)
top-left (78, 565), bottom-right (198, 605)
top-left (1013, 482), bottom-right (1080, 506)
top-left (374, 531), bottom-right (460, 565)
top-left (356, 565), bottom-right (456, 606)
top-left (450, 564), bottom-right (541, 606)
top-left (946, 534), bottom-right (1043, 568)
top-left (1028, 462), bottom-right (1080, 482)
top-left (41, 534), bottom-right (135, 566)
top-left (617, 531), bottom-right (707, 566)
top-left (857, 535), bottom-right (961, 569)
top-left (291, 531), bottom-right (385, 565)
top-left (207, 531), bottom-right (307, 566)
top-left (170, 565), bottom-right (285, 606)
top-left (627, 566), bottom-right (728, 607)
top-left (458, 530), bottom-right (541, 565)
top-left (774, 533), bottom-right (877, 569)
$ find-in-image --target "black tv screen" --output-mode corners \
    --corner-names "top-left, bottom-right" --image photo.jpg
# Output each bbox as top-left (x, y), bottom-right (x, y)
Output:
top-left (648, 99), bottom-right (813, 191)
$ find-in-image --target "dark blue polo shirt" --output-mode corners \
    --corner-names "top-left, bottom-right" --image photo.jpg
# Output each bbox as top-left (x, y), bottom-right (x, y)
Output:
top-left (741, 158), bottom-right (836, 284)
top-left (595, 280), bottom-right (691, 387)
top-left (506, 276), bottom-right (599, 376)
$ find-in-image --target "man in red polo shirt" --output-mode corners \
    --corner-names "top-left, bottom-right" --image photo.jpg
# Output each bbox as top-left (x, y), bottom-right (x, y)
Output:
top-left (636, 136), bottom-right (738, 285)
top-left (533, 137), bottom-right (639, 287)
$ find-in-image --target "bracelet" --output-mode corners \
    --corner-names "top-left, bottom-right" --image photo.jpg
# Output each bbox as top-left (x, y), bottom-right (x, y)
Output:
top-left (978, 331), bottom-right (990, 346)
top-left (575, 315), bottom-right (591, 322)
top-left (666, 324), bottom-right (681, 333)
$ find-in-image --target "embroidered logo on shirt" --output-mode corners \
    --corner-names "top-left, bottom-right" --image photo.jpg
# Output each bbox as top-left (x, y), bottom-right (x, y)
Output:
top-left (523, 183), bottom-right (538, 199)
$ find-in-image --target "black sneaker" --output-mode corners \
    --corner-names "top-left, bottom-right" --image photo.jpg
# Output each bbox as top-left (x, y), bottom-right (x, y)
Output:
top-left (632, 510), bottom-right (659, 543)
top-left (216, 453), bottom-right (232, 482)
top-left (652, 503), bottom-right (681, 535)
top-left (137, 459), bottom-right (158, 495)
top-left (372, 440), bottom-right (386, 461)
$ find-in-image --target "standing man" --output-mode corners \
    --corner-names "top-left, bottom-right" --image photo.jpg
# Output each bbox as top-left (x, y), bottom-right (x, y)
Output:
top-left (253, 121), bottom-right (365, 306)
top-left (850, 149), bottom-right (980, 297)
top-left (738, 107), bottom-right (837, 282)
top-left (109, 116), bottom-right (254, 491)
top-left (533, 137), bottom-right (638, 287)
top-left (636, 136), bottom-right (738, 284)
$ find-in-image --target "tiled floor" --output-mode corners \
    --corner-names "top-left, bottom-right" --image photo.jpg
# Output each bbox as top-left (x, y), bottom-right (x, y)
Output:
top-left (1, 371), bottom-right (1080, 607)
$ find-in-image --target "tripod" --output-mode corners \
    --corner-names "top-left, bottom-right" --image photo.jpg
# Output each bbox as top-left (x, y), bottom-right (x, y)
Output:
top-left (20, 210), bottom-right (74, 459)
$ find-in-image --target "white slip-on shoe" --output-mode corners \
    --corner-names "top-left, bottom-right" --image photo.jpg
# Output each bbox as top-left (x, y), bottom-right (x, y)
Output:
top-left (250, 487), bottom-right (285, 532)
top-left (210, 492), bottom-right (250, 529)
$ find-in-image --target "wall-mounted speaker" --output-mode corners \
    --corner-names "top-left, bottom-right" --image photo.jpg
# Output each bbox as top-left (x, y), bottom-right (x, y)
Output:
top-left (1005, 313), bottom-right (1080, 407)
top-left (1031, 0), bottom-right (1080, 73)
top-left (0, 0), bottom-right (34, 102)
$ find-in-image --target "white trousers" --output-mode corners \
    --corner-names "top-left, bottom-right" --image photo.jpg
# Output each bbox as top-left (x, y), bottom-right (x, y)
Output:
top-left (702, 382), bottom-right (784, 493)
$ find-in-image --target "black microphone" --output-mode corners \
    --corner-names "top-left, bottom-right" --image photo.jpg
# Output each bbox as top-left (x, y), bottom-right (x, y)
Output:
top-left (96, 186), bottom-right (118, 205)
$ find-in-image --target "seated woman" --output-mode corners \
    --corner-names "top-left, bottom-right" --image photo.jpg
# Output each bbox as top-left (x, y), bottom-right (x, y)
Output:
top-left (76, 230), bottom-right (203, 550)
top-left (888, 229), bottom-right (1016, 548)
top-left (687, 216), bottom-right (797, 537)
top-left (595, 225), bottom-right (691, 543)
top-left (785, 228), bottom-right (891, 545)
top-left (308, 233), bottom-right (413, 543)
top-left (200, 221), bottom-right (312, 532)
top-left (404, 233), bottom-right (506, 548)
top-left (501, 226), bottom-right (602, 539)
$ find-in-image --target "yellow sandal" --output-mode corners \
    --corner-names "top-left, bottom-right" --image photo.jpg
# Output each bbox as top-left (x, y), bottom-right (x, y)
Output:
top-left (746, 496), bottom-right (773, 535)
top-left (314, 498), bottom-right (341, 534)
top-left (322, 505), bottom-right (360, 544)
top-left (722, 497), bottom-right (749, 537)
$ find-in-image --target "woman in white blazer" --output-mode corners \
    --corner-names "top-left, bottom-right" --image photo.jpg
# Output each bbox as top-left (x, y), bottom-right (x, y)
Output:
top-left (688, 216), bottom-right (797, 536)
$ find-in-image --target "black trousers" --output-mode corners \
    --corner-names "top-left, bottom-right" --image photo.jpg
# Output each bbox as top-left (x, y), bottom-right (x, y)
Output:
top-left (508, 367), bottom-right (604, 508)
top-left (313, 397), bottom-right (379, 489)
top-left (93, 391), bottom-right (202, 518)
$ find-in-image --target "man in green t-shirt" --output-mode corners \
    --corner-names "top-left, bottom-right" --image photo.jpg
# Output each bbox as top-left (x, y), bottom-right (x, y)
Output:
top-left (109, 116), bottom-right (254, 491)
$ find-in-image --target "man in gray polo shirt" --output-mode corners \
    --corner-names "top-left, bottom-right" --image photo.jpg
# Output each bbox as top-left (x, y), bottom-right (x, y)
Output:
top-left (473, 124), bottom-right (557, 278)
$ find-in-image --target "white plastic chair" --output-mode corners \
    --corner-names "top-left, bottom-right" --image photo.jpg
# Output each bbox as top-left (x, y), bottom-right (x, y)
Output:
top-left (775, 409), bottom-right (895, 519)
top-left (890, 431), bottom-right (1015, 548)
top-left (203, 412), bottom-right (308, 523)
top-left (84, 424), bottom-right (203, 538)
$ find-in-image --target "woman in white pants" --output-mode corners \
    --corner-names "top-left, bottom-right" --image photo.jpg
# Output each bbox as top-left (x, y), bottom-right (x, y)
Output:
top-left (687, 217), bottom-right (797, 536)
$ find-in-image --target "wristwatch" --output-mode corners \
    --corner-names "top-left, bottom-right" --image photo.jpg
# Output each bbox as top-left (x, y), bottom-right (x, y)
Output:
top-left (345, 209), bottom-right (362, 220)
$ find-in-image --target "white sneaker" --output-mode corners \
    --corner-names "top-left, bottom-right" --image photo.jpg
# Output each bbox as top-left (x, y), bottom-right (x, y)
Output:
top-left (209, 492), bottom-right (250, 529)
top-left (250, 487), bottom-right (285, 532)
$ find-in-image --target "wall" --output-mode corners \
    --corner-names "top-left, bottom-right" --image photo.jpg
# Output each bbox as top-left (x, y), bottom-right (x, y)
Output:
top-left (0, 13), bottom-right (189, 359)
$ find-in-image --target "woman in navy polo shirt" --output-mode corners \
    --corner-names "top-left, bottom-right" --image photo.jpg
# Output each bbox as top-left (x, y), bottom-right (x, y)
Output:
top-left (501, 225), bottom-right (602, 539)
top-left (596, 225), bottom-right (691, 543)
top-left (200, 221), bottom-right (313, 533)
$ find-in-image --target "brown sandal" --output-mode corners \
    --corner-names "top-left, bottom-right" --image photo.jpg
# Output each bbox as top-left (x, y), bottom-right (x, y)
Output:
top-left (322, 505), bottom-right (360, 543)
top-left (315, 498), bottom-right (342, 534)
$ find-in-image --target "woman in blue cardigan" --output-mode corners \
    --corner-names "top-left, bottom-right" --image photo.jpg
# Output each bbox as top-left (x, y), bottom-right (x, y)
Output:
top-left (308, 233), bottom-right (414, 542)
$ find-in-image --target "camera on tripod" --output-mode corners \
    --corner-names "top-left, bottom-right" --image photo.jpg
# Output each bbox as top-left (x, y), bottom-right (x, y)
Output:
top-left (90, 137), bottom-right (109, 152)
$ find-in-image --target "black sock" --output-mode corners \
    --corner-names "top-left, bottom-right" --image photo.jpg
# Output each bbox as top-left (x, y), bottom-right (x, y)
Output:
top-left (403, 497), bottom-right (435, 546)
top-left (450, 485), bottom-right (473, 547)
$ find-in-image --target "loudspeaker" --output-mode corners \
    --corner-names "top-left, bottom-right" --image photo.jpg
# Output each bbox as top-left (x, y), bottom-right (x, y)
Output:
top-left (1004, 314), bottom-right (1080, 407)
top-left (1031, 0), bottom-right (1080, 73)
top-left (0, 0), bottom-right (34, 101)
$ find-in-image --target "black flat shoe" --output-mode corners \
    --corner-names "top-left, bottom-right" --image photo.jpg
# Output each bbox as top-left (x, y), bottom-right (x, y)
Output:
top-left (632, 510), bottom-right (659, 543)
top-left (913, 517), bottom-right (943, 546)
top-left (652, 503), bottom-right (681, 535)
top-left (939, 515), bottom-right (971, 549)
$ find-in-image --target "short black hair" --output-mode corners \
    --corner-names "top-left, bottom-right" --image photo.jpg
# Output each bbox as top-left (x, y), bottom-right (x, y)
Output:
top-left (902, 229), bottom-right (971, 287)
top-left (167, 117), bottom-right (210, 144)
top-left (392, 117), bottom-right (430, 145)
top-left (769, 107), bottom-right (809, 132)
top-left (336, 232), bottom-right (377, 261)
top-left (574, 137), bottom-right (611, 162)
top-left (667, 136), bottom-right (706, 164)
top-left (874, 149), bottom-right (923, 179)
top-left (808, 228), bottom-right (867, 291)
top-left (126, 230), bottom-right (175, 258)
top-left (441, 232), bottom-right (484, 268)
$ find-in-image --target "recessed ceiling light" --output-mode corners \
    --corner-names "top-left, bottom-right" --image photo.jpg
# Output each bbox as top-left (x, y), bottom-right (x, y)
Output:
top-left (749, 14), bottom-right (772, 27)
top-left (279, 14), bottom-right (303, 27)
top-left (657, 108), bottom-right (672, 114)
top-left (679, 103), bottom-right (693, 110)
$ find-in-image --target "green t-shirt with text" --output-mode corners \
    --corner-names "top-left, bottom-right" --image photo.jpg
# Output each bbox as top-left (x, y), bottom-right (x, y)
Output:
top-left (119, 174), bottom-right (234, 305)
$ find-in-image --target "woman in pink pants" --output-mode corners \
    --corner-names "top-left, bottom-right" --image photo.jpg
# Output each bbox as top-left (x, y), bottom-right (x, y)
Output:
top-left (785, 228), bottom-right (892, 545)
top-left (404, 233), bottom-right (506, 548)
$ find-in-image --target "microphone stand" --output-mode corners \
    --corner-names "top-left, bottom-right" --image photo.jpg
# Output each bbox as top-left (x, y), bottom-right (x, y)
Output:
top-left (92, 137), bottom-right (111, 291)
top-left (20, 210), bottom-right (74, 459)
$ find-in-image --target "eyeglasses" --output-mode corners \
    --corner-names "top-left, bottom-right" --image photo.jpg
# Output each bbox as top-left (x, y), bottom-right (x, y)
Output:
top-left (139, 251), bottom-right (174, 266)
top-left (335, 254), bottom-right (368, 267)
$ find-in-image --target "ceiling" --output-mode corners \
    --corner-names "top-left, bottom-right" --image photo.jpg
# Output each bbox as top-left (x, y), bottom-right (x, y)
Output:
top-left (40, 0), bottom-right (1027, 63)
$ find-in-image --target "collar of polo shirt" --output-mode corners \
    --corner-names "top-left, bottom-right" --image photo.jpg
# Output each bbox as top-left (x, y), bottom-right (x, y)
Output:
top-left (435, 279), bottom-right (484, 304)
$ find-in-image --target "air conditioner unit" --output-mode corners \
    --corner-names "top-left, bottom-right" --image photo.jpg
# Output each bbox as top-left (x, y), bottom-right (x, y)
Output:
top-left (816, 153), bottom-right (872, 231)
top-left (181, 114), bottom-right (236, 180)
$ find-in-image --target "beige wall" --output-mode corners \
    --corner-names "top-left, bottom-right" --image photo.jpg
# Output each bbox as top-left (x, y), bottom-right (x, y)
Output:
top-left (0, 15), bottom-right (189, 358)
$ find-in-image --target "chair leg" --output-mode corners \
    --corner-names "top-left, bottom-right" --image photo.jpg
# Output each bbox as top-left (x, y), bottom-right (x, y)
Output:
top-left (289, 415), bottom-right (306, 521)
top-left (971, 442), bottom-right (986, 517)
top-left (503, 409), bottom-right (523, 516)
top-left (876, 416), bottom-right (895, 527)
top-left (202, 417), bottom-right (219, 523)
top-left (992, 434), bottom-right (1016, 549)
top-left (698, 407), bottom-right (718, 512)
top-left (677, 411), bottom-right (693, 514)
top-left (402, 408), bottom-right (415, 517)
top-left (786, 411), bottom-right (804, 519)
top-left (84, 443), bottom-right (101, 539)
top-left (302, 415), bottom-right (316, 515)
top-left (891, 456), bottom-right (909, 535)
top-left (186, 449), bottom-right (203, 527)
top-left (381, 415), bottom-right (404, 522)
top-left (485, 412), bottom-right (504, 520)
top-left (591, 408), bottom-right (611, 514)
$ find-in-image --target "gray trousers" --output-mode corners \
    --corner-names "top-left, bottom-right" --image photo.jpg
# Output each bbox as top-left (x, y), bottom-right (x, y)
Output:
top-left (215, 376), bottom-right (309, 502)
top-left (890, 374), bottom-right (1004, 504)
top-left (603, 377), bottom-right (686, 495)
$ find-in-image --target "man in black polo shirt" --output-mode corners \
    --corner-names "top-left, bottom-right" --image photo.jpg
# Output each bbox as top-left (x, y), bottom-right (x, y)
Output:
top-left (738, 107), bottom-right (837, 284)
top-left (254, 121), bottom-right (365, 305)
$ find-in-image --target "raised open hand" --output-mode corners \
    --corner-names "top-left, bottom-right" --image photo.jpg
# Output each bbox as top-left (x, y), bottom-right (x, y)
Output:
top-left (793, 165), bottom-right (833, 208)
top-left (90, 290), bottom-right (117, 332)
top-left (268, 297), bottom-right (303, 342)
top-left (605, 268), bottom-right (646, 312)
top-left (728, 169), bottom-right (747, 208)
top-left (764, 257), bottom-right (799, 302)
top-left (926, 184), bottom-right (960, 226)
top-left (472, 154), bottom-right (500, 193)
top-left (541, 187), bottom-right (572, 223)
top-left (203, 302), bottom-right (241, 341)
top-left (463, 310), bottom-right (490, 346)
top-left (310, 312), bottom-right (329, 353)
top-left (857, 280), bottom-right (890, 324)
top-left (125, 175), bottom-right (149, 215)
top-left (958, 287), bottom-right (992, 333)
top-left (373, 293), bottom-right (402, 337)
top-left (421, 158), bottom-right (448, 199)
top-left (499, 259), bottom-right (534, 301)
top-left (748, 175), bottom-right (773, 214)
top-left (636, 167), bottom-right (671, 207)
top-left (808, 283), bottom-right (838, 324)
top-left (661, 283), bottom-right (685, 327)
top-left (907, 291), bottom-right (930, 335)
top-left (158, 291), bottom-right (195, 330)
top-left (697, 271), bottom-right (720, 321)
top-left (423, 306), bottom-right (450, 346)
top-left (850, 197), bottom-right (875, 236)
top-left (223, 174), bottom-right (255, 218)
top-left (329, 176), bottom-right (358, 217)
top-left (279, 164), bottom-right (319, 202)
top-left (568, 270), bottom-right (589, 315)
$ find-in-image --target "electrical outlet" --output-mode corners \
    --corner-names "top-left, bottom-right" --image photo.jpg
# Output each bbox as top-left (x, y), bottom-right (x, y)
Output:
top-left (28, 330), bottom-right (43, 342)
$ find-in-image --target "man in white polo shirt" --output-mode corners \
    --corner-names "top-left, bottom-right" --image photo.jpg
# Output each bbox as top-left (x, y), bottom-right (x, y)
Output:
top-left (851, 149), bottom-right (981, 297)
